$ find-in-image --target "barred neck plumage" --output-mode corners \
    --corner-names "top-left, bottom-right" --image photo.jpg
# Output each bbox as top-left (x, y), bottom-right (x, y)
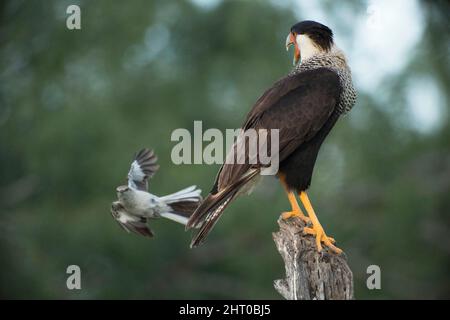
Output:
top-left (290, 46), bottom-right (357, 115)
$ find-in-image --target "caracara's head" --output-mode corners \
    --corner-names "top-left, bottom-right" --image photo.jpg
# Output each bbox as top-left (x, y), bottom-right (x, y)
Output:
top-left (286, 21), bottom-right (334, 65)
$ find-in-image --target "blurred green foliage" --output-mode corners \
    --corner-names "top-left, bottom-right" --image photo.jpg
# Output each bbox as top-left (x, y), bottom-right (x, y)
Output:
top-left (0, 0), bottom-right (449, 299)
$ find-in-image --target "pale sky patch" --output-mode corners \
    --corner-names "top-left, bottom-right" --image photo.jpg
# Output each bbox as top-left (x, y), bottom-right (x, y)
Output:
top-left (351, 0), bottom-right (424, 91)
top-left (406, 77), bottom-right (446, 134)
top-left (188, 0), bottom-right (223, 11)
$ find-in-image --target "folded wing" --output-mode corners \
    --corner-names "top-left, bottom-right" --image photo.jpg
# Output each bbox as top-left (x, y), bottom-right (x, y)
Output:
top-left (187, 68), bottom-right (341, 247)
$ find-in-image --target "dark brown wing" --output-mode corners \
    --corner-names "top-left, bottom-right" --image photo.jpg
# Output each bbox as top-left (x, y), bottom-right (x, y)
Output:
top-left (218, 67), bottom-right (342, 190)
top-left (187, 68), bottom-right (342, 246)
top-left (127, 148), bottom-right (159, 191)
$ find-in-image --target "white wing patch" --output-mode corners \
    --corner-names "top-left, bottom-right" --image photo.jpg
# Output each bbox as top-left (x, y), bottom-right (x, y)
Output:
top-left (126, 149), bottom-right (159, 191)
top-left (128, 160), bottom-right (146, 189)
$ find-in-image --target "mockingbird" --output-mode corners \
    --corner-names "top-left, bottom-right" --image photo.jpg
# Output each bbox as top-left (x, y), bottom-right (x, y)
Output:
top-left (111, 148), bottom-right (202, 237)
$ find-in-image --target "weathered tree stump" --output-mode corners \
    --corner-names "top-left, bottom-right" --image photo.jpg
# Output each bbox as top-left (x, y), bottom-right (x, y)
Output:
top-left (273, 216), bottom-right (354, 300)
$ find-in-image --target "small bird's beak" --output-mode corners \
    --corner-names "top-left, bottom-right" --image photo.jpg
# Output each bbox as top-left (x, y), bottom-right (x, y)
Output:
top-left (285, 32), bottom-right (300, 66)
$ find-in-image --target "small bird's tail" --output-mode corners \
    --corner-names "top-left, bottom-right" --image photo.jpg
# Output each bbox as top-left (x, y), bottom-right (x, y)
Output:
top-left (159, 186), bottom-right (202, 225)
top-left (186, 169), bottom-right (260, 248)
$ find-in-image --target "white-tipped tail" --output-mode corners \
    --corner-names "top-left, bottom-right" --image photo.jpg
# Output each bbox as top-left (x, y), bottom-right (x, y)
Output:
top-left (160, 212), bottom-right (189, 225)
top-left (159, 185), bottom-right (202, 204)
top-left (158, 185), bottom-right (202, 226)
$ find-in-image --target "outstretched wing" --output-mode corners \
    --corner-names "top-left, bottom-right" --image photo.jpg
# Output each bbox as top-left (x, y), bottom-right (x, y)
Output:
top-left (110, 202), bottom-right (154, 237)
top-left (127, 148), bottom-right (159, 191)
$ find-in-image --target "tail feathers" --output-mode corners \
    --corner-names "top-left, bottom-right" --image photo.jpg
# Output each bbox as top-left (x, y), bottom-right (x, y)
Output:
top-left (160, 212), bottom-right (189, 225)
top-left (159, 186), bottom-right (202, 226)
top-left (186, 188), bottom-right (232, 230)
top-left (159, 185), bottom-right (202, 204)
top-left (161, 199), bottom-right (203, 226)
top-left (187, 169), bottom-right (259, 248)
top-left (189, 194), bottom-right (235, 248)
top-left (169, 200), bottom-right (200, 217)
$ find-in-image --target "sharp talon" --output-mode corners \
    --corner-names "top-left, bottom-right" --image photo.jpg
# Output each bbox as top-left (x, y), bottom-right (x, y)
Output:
top-left (298, 191), bottom-right (343, 254)
top-left (302, 226), bottom-right (342, 254)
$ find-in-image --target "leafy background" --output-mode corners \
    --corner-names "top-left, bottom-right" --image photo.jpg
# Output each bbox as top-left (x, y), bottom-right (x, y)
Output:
top-left (0, 0), bottom-right (449, 299)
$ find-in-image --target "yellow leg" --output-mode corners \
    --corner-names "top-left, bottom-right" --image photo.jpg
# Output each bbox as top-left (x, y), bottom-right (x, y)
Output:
top-left (279, 177), bottom-right (310, 223)
top-left (299, 191), bottom-right (343, 254)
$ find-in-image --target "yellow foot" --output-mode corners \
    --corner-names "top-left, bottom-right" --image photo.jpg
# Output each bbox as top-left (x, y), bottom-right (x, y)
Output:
top-left (303, 226), bottom-right (343, 254)
top-left (282, 210), bottom-right (311, 223)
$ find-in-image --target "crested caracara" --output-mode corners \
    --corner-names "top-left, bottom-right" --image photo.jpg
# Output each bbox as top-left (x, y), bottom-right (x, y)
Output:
top-left (186, 21), bottom-right (357, 254)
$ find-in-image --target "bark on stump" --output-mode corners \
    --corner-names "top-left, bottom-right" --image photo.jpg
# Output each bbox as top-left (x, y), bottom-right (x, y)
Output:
top-left (273, 216), bottom-right (354, 300)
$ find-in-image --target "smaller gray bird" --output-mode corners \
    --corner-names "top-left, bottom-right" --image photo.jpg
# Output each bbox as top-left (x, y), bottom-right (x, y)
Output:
top-left (111, 148), bottom-right (202, 237)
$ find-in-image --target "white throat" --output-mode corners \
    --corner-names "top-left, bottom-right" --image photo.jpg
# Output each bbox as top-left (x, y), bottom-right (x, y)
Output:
top-left (296, 34), bottom-right (321, 63)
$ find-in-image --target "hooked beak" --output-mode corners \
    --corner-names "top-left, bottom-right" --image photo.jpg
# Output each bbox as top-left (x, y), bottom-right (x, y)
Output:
top-left (285, 33), bottom-right (294, 51)
top-left (285, 32), bottom-right (300, 66)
